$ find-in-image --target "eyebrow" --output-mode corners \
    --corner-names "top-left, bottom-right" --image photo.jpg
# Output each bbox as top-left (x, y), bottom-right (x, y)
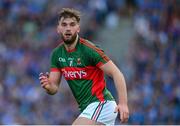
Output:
top-left (60, 21), bottom-right (76, 24)
top-left (60, 17), bottom-right (79, 23)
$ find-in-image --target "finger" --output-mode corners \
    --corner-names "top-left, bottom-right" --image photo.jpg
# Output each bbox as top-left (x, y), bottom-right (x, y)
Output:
top-left (39, 75), bottom-right (48, 80)
top-left (40, 79), bottom-right (49, 84)
top-left (39, 72), bottom-right (44, 76)
top-left (45, 72), bottom-right (49, 77)
top-left (40, 81), bottom-right (49, 87)
top-left (39, 72), bottom-right (49, 78)
top-left (39, 76), bottom-right (43, 80)
top-left (125, 112), bottom-right (129, 119)
top-left (123, 112), bottom-right (129, 122)
top-left (39, 76), bottom-right (45, 81)
top-left (40, 79), bottom-right (49, 86)
top-left (41, 83), bottom-right (49, 88)
top-left (125, 118), bottom-right (129, 122)
top-left (120, 112), bottom-right (124, 123)
top-left (121, 112), bottom-right (129, 123)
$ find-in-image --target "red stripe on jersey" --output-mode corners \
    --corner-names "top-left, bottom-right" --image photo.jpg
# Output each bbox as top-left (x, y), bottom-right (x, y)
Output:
top-left (80, 38), bottom-right (110, 62)
top-left (67, 48), bottom-right (76, 53)
top-left (50, 68), bottom-right (61, 72)
top-left (91, 68), bottom-right (105, 101)
top-left (61, 66), bottom-right (105, 101)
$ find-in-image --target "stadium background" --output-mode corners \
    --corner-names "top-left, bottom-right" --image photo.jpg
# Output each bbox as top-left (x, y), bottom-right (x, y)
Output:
top-left (0, 0), bottom-right (179, 124)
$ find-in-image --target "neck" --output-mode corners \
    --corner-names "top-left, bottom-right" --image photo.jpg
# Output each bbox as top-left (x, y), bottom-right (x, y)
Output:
top-left (64, 35), bottom-right (78, 52)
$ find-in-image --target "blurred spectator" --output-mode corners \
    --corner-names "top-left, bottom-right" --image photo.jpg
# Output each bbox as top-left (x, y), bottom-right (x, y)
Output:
top-left (125, 0), bottom-right (180, 124)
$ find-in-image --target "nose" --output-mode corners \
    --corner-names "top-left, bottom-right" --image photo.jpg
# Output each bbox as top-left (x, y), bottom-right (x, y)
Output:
top-left (66, 25), bottom-right (71, 31)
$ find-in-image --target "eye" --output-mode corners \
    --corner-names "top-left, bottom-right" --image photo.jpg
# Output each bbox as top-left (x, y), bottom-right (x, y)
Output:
top-left (70, 22), bottom-right (76, 27)
top-left (61, 23), bottom-right (67, 27)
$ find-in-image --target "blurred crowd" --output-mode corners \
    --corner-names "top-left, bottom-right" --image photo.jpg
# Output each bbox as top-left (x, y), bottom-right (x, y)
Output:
top-left (0, 0), bottom-right (179, 125)
top-left (124, 0), bottom-right (180, 124)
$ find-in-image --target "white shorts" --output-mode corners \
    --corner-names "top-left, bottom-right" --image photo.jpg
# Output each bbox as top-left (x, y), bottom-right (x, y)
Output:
top-left (79, 100), bottom-right (118, 125)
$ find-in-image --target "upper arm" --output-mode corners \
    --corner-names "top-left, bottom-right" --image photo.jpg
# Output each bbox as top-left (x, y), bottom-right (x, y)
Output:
top-left (50, 48), bottom-right (62, 86)
top-left (100, 60), bottom-right (121, 77)
top-left (85, 44), bottom-right (120, 77)
top-left (88, 45), bottom-right (110, 68)
top-left (49, 71), bottom-right (62, 86)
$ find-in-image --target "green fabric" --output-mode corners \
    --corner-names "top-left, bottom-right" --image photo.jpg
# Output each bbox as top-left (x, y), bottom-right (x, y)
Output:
top-left (50, 37), bottom-right (114, 111)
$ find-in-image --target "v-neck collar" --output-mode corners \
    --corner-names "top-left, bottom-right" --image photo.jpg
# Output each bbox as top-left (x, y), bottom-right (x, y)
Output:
top-left (63, 36), bottom-right (80, 53)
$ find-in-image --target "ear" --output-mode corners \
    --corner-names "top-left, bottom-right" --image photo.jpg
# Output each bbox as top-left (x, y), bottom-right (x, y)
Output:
top-left (77, 25), bottom-right (80, 33)
top-left (57, 25), bottom-right (60, 33)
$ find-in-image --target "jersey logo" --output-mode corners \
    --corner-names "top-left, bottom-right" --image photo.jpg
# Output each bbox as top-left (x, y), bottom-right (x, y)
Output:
top-left (62, 69), bottom-right (87, 79)
top-left (68, 57), bottom-right (74, 66)
top-left (77, 58), bottom-right (81, 65)
top-left (59, 57), bottom-right (66, 62)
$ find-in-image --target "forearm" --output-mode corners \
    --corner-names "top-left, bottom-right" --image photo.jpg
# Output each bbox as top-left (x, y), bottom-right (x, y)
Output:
top-left (45, 72), bottom-right (61, 95)
top-left (100, 61), bottom-right (128, 104)
top-left (100, 61), bottom-right (129, 122)
top-left (112, 70), bottom-right (128, 104)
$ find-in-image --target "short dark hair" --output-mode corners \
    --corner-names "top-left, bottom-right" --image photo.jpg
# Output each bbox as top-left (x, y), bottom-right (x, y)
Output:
top-left (59, 8), bottom-right (81, 23)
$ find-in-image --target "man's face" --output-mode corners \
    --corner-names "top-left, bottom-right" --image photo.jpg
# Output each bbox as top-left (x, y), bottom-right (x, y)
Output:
top-left (57, 17), bottom-right (80, 44)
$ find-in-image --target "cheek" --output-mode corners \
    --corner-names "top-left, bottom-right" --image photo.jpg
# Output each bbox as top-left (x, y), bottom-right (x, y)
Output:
top-left (57, 27), bottom-right (64, 34)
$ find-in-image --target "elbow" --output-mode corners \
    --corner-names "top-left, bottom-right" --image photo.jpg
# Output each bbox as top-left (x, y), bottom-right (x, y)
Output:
top-left (111, 69), bottom-right (125, 79)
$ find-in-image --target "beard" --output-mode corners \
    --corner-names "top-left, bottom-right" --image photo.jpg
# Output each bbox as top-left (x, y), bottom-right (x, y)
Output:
top-left (61, 33), bottom-right (77, 45)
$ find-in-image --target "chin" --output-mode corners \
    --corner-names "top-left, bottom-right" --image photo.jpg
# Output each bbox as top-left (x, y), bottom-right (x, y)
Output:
top-left (63, 35), bottom-right (77, 44)
top-left (64, 40), bottom-right (74, 44)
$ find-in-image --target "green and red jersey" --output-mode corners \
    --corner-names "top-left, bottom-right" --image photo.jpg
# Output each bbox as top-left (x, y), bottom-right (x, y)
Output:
top-left (50, 37), bottom-right (114, 112)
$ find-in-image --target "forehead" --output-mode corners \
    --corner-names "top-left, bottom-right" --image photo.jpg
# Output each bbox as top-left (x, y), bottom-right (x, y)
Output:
top-left (59, 17), bottom-right (78, 24)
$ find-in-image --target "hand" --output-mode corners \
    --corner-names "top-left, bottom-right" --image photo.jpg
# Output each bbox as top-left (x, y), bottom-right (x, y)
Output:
top-left (39, 72), bottom-right (50, 90)
top-left (114, 103), bottom-right (129, 123)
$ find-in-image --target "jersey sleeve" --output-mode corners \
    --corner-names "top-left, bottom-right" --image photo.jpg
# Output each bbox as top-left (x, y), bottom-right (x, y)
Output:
top-left (50, 49), bottom-right (61, 72)
top-left (90, 46), bottom-right (110, 68)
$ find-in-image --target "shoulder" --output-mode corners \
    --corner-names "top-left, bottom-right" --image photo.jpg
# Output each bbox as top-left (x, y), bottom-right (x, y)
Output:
top-left (50, 42), bottom-right (64, 60)
top-left (51, 42), bottom-right (64, 54)
top-left (79, 38), bottom-right (104, 54)
top-left (79, 38), bottom-right (110, 66)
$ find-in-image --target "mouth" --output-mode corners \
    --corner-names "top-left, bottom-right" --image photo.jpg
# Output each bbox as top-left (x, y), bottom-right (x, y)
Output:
top-left (65, 33), bottom-right (72, 37)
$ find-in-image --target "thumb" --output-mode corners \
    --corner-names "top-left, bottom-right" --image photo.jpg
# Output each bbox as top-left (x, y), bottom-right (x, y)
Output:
top-left (114, 106), bottom-right (118, 113)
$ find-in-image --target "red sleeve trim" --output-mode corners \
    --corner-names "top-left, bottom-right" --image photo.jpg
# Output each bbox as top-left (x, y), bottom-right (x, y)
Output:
top-left (96, 62), bottom-right (104, 68)
top-left (96, 59), bottom-right (111, 68)
top-left (50, 68), bottom-right (61, 72)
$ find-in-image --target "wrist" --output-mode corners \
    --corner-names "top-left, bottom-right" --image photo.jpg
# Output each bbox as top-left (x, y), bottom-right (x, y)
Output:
top-left (45, 84), bottom-right (58, 95)
top-left (118, 100), bottom-right (128, 105)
